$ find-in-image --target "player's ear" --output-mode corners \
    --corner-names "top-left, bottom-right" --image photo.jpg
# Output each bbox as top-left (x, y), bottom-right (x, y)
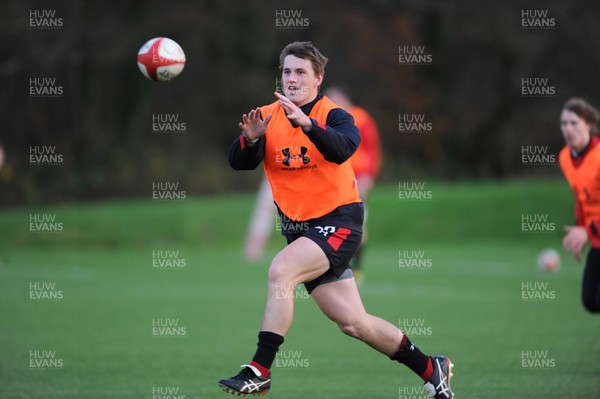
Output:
top-left (315, 73), bottom-right (324, 87)
top-left (586, 122), bottom-right (593, 134)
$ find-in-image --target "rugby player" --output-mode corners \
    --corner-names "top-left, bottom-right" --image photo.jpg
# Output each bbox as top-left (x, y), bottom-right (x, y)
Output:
top-left (559, 97), bottom-right (600, 313)
top-left (219, 41), bottom-right (454, 399)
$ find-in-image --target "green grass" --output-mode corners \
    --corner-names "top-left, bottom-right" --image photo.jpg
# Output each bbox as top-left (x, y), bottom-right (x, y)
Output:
top-left (1, 180), bottom-right (599, 398)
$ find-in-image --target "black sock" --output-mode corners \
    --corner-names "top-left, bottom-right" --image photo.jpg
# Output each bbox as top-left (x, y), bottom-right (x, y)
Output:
top-left (251, 331), bottom-right (284, 371)
top-left (389, 335), bottom-right (432, 381)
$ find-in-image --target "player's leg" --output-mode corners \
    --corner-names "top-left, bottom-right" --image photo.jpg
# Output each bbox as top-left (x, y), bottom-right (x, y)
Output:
top-left (311, 278), bottom-right (454, 399)
top-left (581, 248), bottom-right (600, 313)
top-left (261, 236), bottom-right (330, 335)
top-left (350, 206), bottom-right (367, 283)
top-left (311, 274), bottom-right (400, 354)
top-left (351, 175), bottom-right (373, 282)
top-left (244, 176), bottom-right (275, 262)
top-left (219, 237), bottom-right (330, 396)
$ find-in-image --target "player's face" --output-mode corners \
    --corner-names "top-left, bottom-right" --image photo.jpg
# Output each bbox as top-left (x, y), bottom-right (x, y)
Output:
top-left (560, 110), bottom-right (592, 152)
top-left (281, 55), bottom-right (323, 106)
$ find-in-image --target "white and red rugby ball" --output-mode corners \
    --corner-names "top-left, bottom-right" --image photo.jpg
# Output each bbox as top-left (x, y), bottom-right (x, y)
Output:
top-left (137, 37), bottom-right (186, 82)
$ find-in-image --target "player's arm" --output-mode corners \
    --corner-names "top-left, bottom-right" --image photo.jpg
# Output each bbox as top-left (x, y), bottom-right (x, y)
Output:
top-left (574, 196), bottom-right (585, 227)
top-left (563, 197), bottom-right (589, 261)
top-left (584, 210), bottom-right (600, 249)
top-left (228, 108), bottom-right (271, 170)
top-left (302, 108), bottom-right (361, 165)
top-left (572, 198), bottom-right (600, 246)
top-left (274, 92), bottom-right (360, 164)
top-left (228, 134), bottom-right (265, 170)
top-left (361, 113), bottom-right (382, 177)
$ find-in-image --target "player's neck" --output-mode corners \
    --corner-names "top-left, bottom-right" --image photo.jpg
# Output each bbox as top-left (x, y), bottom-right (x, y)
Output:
top-left (295, 93), bottom-right (319, 108)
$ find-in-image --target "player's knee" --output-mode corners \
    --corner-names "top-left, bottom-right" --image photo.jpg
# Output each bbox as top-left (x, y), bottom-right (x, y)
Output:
top-left (338, 323), bottom-right (358, 337)
top-left (337, 316), bottom-right (367, 339)
top-left (268, 258), bottom-right (293, 286)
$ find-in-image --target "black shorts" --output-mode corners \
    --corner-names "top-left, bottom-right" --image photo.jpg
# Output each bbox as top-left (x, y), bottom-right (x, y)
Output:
top-left (278, 202), bottom-right (364, 294)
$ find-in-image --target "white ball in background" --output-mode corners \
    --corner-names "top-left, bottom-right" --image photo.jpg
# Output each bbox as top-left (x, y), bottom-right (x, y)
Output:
top-left (537, 248), bottom-right (560, 273)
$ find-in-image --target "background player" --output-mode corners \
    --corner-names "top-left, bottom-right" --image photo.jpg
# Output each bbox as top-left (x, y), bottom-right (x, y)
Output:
top-left (325, 86), bottom-right (381, 282)
top-left (559, 97), bottom-right (600, 313)
top-left (243, 176), bottom-right (275, 262)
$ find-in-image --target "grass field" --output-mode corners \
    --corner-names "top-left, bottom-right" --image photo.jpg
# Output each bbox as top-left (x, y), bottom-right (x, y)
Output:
top-left (1, 180), bottom-right (599, 398)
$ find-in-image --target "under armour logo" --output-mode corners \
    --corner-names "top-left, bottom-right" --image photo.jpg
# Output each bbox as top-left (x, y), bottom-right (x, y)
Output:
top-left (315, 226), bottom-right (336, 237)
top-left (282, 146), bottom-right (310, 166)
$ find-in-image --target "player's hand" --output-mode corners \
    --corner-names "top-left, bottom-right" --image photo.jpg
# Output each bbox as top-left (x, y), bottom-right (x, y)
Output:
top-left (239, 108), bottom-right (272, 142)
top-left (563, 225), bottom-right (588, 262)
top-left (274, 92), bottom-right (312, 131)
